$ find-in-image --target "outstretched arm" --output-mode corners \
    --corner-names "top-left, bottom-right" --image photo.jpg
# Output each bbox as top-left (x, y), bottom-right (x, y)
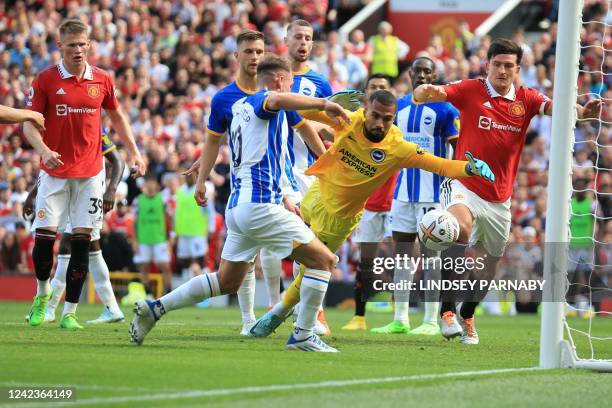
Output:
top-left (403, 151), bottom-right (494, 182)
top-left (0, 105), bottom-right (45, 130)
top-left (265, 92), bottom-right (351, 126)
top-left (413, 84), bottom-right (448, 103)
top-left (294, 121), bottom-right (326, 157)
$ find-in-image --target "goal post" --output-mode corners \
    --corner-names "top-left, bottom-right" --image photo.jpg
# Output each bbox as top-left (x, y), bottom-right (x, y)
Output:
top-left (539, 0), bottom-right (612, 371)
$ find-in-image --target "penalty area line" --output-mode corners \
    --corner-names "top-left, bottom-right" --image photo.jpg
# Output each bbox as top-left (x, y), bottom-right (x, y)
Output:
top-left (0, 367), bottom-right (541, 407)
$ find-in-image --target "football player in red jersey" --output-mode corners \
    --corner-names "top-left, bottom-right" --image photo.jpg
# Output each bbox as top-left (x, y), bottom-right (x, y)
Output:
top-left (414, 38), bottom-right (601, 345)
top-left (23, 19), bottom-right (145, 329)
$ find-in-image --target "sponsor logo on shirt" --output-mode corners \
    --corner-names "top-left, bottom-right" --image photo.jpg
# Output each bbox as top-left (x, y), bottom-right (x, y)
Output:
top-left (56, 104), bottom-right (97, 116)
top-left (478, 116), bottom-right (521, 133)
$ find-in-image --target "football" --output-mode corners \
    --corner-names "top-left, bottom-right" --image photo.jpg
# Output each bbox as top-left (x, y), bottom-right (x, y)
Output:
top-left (417, 209), bottom-right (460, 251)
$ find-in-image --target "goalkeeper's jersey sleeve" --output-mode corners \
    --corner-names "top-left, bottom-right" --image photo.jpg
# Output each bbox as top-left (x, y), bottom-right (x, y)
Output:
top-left (304, 109), bottom-right (469, 218)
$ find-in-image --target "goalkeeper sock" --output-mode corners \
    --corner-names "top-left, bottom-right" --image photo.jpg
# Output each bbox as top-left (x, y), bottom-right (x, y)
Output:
top-left (282, 265), bottom-right (303, 310)
top-left (48, 254), bottom-right (70, 312)
top-left (89, 250), bottom-right (121, 316)
top-left (160, 273), bottom-right (220, 313)
top-left (237, 268), bottom-right (255, 323)
top-left (261, 250), bottom-right (282, 307)
top-left (295, 269), bottom-right (331, 339)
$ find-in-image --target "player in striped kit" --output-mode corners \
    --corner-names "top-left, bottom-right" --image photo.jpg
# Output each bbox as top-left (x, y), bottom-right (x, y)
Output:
top-left (257, 19), bottom-right (334, 337)
top-left (371, 57), bottom-right (459, 336)
top-left (183, 30), bottom-right (323, 335)
top-left (130, 56), bottom-right (350, 352)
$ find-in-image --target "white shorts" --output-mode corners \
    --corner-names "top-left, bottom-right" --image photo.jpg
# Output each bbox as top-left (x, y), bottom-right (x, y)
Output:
top-left (33, 169), bottom-right (105, 231)
top-left (63, 223), bottom-right (101, 241)
top-left (353, 210), bottom-right (391, 242)
top-left (134, 243), bottom-right (171, 264)
top-left (440, 179), bottom-right (511, 257)
top-left (177, 236), bottom-right (208, 259)
top-left (390, 200), bottom-right (440, 234)
top-left (222, 203), bottom-right (315, 262)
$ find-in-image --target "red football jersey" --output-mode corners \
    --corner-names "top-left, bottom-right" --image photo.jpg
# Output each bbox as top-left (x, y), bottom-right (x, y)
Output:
top-left (365, 171), bottom-right (399, 212)
top-left (443, 79), bottom-right (550, 202)
top-left (26, 61), bottom-right (119, 178)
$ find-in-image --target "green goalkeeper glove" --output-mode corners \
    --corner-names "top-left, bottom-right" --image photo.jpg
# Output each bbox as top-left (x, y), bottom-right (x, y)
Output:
top-left (328, 90), bottom-right (364, 112)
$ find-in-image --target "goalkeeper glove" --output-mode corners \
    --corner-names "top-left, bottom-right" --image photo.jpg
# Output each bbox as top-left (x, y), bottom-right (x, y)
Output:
top-left (465, 151), bottom-right (495, 182)
top-left (328, 90), bottom-right (364, 112)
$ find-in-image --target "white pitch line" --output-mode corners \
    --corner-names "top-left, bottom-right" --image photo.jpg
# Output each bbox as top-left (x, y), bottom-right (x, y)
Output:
top-left (0, 367), bottom-right (541, 408)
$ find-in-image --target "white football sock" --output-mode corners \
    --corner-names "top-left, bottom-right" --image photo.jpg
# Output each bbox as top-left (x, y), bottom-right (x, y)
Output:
top-left (62, 301), bottom-right (78, 316)
top-left (423, 264), bottom-right (441, 324)
top-left (47, 254), bottom-right (70, 311)
top-left (295, 269), bottom-right (331, 340)
top-left (393, 262), bottom-right (412, 324)
top-left (261, 250), bottom-right (282, 307)
top-left (37, 278), bottom-right (51, 297)
top-left (89, 250), bottom-right (122, 315)
top-left (160, 273), bottom-right (220, 313)
top-left (237, 268), bottom-right (256, 323)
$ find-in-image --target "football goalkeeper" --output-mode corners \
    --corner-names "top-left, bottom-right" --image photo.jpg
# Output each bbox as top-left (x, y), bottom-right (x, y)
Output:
top-left (249, 89), bottom-right (495, 338)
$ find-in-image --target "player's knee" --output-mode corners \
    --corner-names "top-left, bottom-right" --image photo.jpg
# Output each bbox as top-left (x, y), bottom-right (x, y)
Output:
top-left (70, 233), bottom-right (91, 266)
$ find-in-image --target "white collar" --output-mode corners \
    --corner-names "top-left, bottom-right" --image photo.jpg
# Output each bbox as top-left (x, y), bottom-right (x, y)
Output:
top-left (58, 60), bottom-right (93, 80)
top-left (485, 77), bottom-right (516, 101)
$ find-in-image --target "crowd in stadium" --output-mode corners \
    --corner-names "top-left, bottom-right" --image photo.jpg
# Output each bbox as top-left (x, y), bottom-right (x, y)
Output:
top-left (0, 0), bottom-right (609, 294)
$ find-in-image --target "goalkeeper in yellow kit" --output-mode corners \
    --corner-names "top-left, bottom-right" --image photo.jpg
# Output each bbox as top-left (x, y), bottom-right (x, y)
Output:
top-left (249, 89), bottom-right (495, 340)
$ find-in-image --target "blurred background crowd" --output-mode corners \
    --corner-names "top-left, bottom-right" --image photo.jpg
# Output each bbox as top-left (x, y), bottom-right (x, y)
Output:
top-left (0, 1), bottom-right (609, 300)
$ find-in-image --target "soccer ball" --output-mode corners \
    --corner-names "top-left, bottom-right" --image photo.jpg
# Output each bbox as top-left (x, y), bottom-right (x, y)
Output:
top-left (417, 209), bottom-right (460, 251)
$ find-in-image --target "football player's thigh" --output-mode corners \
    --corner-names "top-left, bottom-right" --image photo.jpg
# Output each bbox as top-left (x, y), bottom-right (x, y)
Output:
top-left (33, 171), bottom-right (69, 230)
top-left (70, 170), bottom-right (104, 230)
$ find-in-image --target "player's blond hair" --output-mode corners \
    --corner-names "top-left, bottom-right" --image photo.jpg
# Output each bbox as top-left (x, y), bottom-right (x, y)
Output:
top-left (58, 18), bottom-right (89, 40)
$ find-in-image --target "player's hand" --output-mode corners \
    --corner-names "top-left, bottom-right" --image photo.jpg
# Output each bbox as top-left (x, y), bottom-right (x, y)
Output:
top-left (328, 90), bottom-right (364, 112)
top-left (27, 111), bottom-right (45, 131)
top-left (128, 153), bottom-right (146, 178)
top-left (182, 160), bottom-right (200, 176)
top-left (194, 181), bottom-right (208, 207)
top-left (41, 149), bottom-right (64, 169)
top-left (579, 99), bottom-right (602, 119)
top-left (22, 194), bottom-right (35, 220)
top-left (283, 197), bottom-right (303, 219)
top-left (415, 84), bottom-right (446, 103)
top-left (465, 151), bottom-right (495, 183)
top-left (323, 100), bottom-right (352, 126)
top-left (102, 188), bottom-right (116, 213)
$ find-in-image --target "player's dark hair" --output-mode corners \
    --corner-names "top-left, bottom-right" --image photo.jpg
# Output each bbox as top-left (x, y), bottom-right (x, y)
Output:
top-left (365, 74), bottom-right (393, 88)
top-left (257, 55), bottom-right (291, 77)
top-left (287, 19), bottom-right (313, 34)
top-left (58, 18), bottom-right (88, 39)
top-left (369, 90), bottom-right (397, 107)
top-left (412, 56), bottom-right (436, 70)
top-left (487, 38), bottom-right (523, 64)
top-left (236, 30), bottom-right (264, 45)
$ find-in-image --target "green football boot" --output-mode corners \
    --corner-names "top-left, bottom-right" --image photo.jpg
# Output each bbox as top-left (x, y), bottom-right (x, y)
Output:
top-left (408, 322), bottom-right (441, 336)
top-left (370, 320), bottom-right (410, 334)
top-left (28, 293), bottom-right (52, 327)
top-left (60, 313), bottom-right (84, 330)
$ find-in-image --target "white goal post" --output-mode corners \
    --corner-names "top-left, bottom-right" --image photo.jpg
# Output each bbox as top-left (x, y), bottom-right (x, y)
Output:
top-left (539, 0), bottom-right (611, 371)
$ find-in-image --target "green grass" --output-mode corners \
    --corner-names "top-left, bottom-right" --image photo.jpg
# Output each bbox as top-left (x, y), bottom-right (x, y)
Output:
top-left (0, 301), bottom-right (610, 407)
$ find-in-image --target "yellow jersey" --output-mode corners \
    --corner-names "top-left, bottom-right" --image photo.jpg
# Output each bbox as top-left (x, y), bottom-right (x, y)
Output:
top-left (301, 108), bottom-right (469, 217)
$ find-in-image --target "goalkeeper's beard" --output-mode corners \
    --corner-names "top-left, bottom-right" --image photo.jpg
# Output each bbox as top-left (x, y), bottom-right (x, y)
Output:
top-left (364, 126), bottom-right (386, 143)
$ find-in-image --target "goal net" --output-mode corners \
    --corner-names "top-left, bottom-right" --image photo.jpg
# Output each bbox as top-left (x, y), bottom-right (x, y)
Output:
top-left (540, 0), bottom-right (612, 371)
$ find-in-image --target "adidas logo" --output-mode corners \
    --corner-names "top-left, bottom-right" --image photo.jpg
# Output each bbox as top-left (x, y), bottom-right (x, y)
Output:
top-left (483, 101), bottom-right (492, 108)
top-left (56, 88), bottom-right (66, 95)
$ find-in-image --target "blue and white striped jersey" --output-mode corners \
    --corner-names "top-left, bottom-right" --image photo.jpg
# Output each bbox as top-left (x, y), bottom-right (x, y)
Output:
top-left (206, 81), bottom-right (254, 137)
top-left (287, 68), bottom-right (333, 194)
top-left (394, 94), bottom-right (460, 203)
top-left (227, 90), bottom-right (305, 209)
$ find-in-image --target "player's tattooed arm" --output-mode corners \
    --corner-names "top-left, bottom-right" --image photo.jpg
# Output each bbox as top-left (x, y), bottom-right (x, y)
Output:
top-left (103, 148), bottom-right (125, 213)
top-left (576, 99), bottom-right (602, 120)
top-left (106, 107), bottom-right (146, 177)
top-left (22, 184), bottom-right (38, 219)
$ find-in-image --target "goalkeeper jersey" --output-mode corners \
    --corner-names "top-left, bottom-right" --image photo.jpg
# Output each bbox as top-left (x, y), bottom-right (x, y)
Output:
top-left (303, 108), bottom-right (470, 218)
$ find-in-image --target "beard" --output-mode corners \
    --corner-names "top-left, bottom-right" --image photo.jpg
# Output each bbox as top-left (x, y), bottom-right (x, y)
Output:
top-left (364, 126), bottom-right (385, 143)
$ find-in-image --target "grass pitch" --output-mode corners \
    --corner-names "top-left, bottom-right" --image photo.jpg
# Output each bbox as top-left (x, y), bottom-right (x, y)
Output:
top-left (0, 301), bottom-right (610, 407)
